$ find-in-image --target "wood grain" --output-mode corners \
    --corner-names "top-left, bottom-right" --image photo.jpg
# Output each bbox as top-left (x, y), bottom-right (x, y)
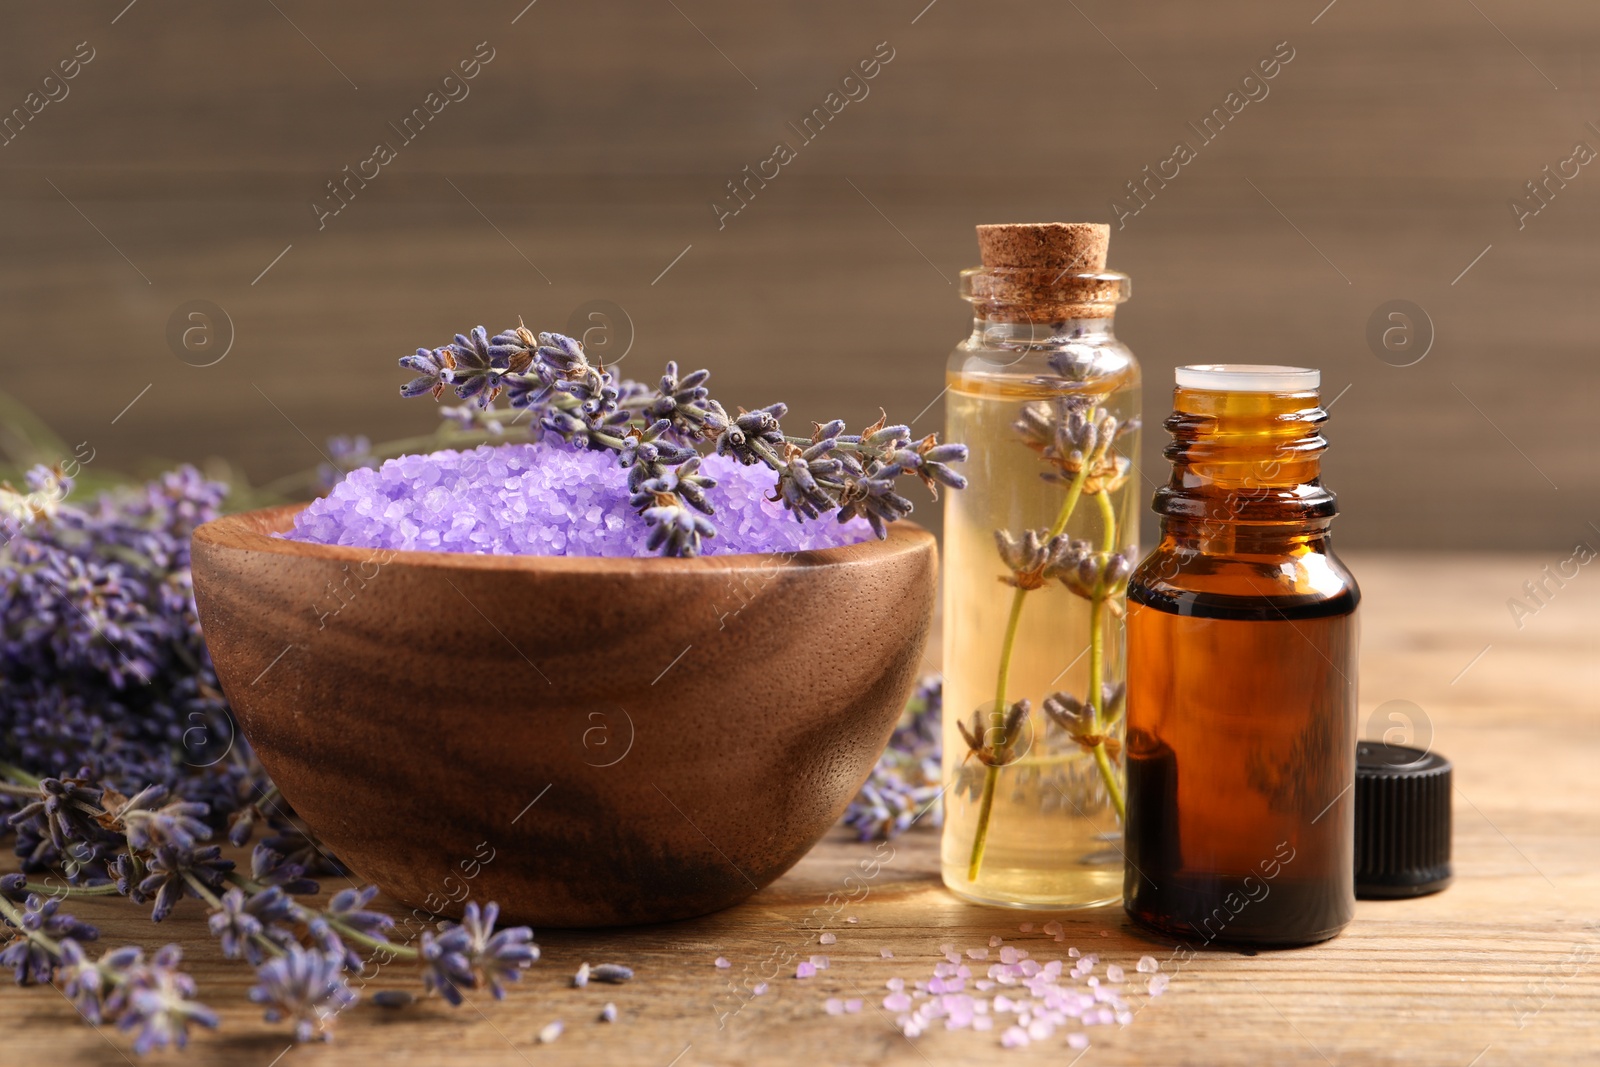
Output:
top-left (4, 551), bottom-right (1595, 1065)
top-left (189, 505), bottom-right (937, 926)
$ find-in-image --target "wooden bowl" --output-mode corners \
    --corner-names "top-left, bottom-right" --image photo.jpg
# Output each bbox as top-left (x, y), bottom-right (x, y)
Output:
top-left (190, 505), bottom-right (935, 927)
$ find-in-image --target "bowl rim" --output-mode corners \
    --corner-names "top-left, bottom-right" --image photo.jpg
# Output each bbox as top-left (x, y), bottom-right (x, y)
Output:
top-left (193, 503), bottom-right (935, 574)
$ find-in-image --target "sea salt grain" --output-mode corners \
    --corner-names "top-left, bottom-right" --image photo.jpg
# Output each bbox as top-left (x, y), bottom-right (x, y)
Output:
top-left (714, 957), bottom-right (731, 969)
top-left (1106, 964), bottom-right (1125, 983)
top-left (796, 961), bottom-right (817, 979)
top-left (819, 933), bottom-right (837, 945)
top-left (1148, 974), bottom-right (1170, 995)
top-left (286, 443), bottom-right (876, 558)
top-left (536, 1021), bottom-right (564, 1044)
top-left (1137, 956), bottom-right (1159, 973)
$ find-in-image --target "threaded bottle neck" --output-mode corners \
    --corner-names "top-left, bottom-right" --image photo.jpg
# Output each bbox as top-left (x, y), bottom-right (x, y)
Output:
top-left (1152, 368), bottom-right (1336, 526)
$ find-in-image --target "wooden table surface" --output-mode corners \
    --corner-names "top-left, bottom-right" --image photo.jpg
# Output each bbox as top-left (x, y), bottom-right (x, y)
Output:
top-left (5, 551), bottom-right (1597, 1066)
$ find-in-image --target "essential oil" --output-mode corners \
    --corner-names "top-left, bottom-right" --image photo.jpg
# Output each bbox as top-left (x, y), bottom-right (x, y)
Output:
top-left (940, 223), bottom-right (1141, 908)
top-left (1123, 365), bottom-right (1358, 946)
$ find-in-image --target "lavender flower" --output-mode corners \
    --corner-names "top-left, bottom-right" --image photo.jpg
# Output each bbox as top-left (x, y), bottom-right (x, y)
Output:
top-left (206, 888), bottom-right (263, 962)
top-left (136, 843), bottom-right (232, 923)
top-left (248, 943), bottom-right (357, 1043)
top-left (420, 902), bottom-right (538, 1005)
top-left (956, 700), bottom-right (1032, 769)
top-left (1, 893), bottom-right (99, 984)
top-left (399, 347), bottom-right (449, 399)
top-left (117, 945), bottom-right (218, 1054)
top-left (842, 677), bottom-right (944, 841)
top-left (395, 325), bottom-right (969, 556)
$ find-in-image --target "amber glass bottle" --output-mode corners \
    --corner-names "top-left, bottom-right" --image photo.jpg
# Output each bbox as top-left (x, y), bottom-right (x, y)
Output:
top-left (1123, 365), bottom-right (1357, 947)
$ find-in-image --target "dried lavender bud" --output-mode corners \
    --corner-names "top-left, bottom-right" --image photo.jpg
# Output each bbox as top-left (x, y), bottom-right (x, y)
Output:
top-left (425, 902), bottom-right (539, 1003)
top-left (714, 404), bottom-right (788, 466)
top-left (115, 945), bottom-right (218, 1054)
top-left (249, 843), bottom-right (320, 896)
top-left (1047, 550), bottom-right (1134, 602)
top-left (642, 501), bottom-right (718, 557)
top-left (249, 943), bottom-right (357, 1044)
top-left (137, 844), bottom-right (233, 923)
top-left (599, 1002), bottom-right (618, 1022)
top-left (399, 347), bottom-right (449, 400)
top-left (956, 700), bottom-right (1031, 768)
top-left (589, 963), bottom-right (633, 984)
top-left (1, 893), bottom-right (99, 985)
top-left (572, 961), bottom-right (590, 988)
top-left (537, 1020), bottom-right (564, 1043)
top-left (442, 327), bottom-right (510, 409)
top-left (371, 989), bottom-right (415, 1008)
top-left (995, 530), bottom-right (1087, 590)
top-left (1043, 685), bottom-right (1126, 756)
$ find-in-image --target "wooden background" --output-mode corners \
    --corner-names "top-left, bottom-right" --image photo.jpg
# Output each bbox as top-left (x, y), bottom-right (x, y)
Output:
top-left (0, 0), bottom-right (1596, 548)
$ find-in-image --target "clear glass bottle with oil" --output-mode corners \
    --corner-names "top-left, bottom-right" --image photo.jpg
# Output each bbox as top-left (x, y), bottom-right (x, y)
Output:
top-left (1123, 364), bottom-right (1357, 946)
top-left (940, 224), bottom-right (1140, 908)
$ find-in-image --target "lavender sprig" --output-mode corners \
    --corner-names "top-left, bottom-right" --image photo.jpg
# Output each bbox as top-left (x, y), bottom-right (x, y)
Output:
top-left (399, 327), bottom-right (969, 555)
top-left (842, 677), bottom-right (944, 841)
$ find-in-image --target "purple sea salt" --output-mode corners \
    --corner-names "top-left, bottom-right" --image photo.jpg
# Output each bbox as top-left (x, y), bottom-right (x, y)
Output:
top-left (795, 961), bottom-right (817, 979)
top-left (285, 442), bottom-right (876, 558)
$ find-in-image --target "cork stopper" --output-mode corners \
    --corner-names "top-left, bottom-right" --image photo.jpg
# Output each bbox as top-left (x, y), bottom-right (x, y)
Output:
top-left (976, 223), bottom-right (1109, 273)
top-left (967, 222), bottom-right (1123, 322)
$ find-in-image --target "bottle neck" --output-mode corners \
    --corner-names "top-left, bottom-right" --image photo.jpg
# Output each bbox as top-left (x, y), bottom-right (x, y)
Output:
top-left (967, 315), bottom-right (1117, 347)
top-left (1152, 386), bottom-right (1336, 534)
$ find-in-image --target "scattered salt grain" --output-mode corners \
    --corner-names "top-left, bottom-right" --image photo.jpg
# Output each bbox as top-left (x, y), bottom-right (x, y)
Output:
top-left (1099, 930), bottom-right (1110, 938)
top-left (753, 982), bottom-right (768, 996)
top-left (880, 948), bottom-right (894, 959)
top-left (1105, 964), bottom-right (1125, 983)
top-left (1001, 1026), bottom-right (1030, 1049)
top-left (572, 962), bottom-right (590, 988)
top-left (1019, 923), bottom-right (1034, 933)
top-left (537, 1021), bottom-right (564, 1044)
top-left (819, 932), bottom-right (837, 945)
top-left (884, 992), bottom-right (913, 1012)
top-left (847, 916), bottom-right (859, 924)
top-left (1043, 921), bottom-right (1063, 937)
top-left (714, 957), bottom-right (731, 969)
top-left (825, 998), bottom-right (845, 1015)
top-left (886, 977), bottom-right (905, 991)
top-left (989, 935), bottom-right (1003, 948)
top-left (810, 955), bottom-right (830, 970)
top-left (599, 1003), bottom-right (618, 1023)
top-left (845, 999), bottom-right (862, 1014)
top-left (1137, 956), bottom-right (1159, 974)
top-left (1148, 974), bottom-right (1170, 996)
top-left (999, 947), bottom-right (1020, 965)
top-left (1068, 1033), bottom-right (1089, 1050)
top-left (967, 948), bottom-right (989, 960)
top-left (795, 961), bottom-right (817, 979)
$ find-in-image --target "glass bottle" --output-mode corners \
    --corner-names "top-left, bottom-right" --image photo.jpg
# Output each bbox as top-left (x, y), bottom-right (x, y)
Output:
top-left (1123, 364), bottom-right (1358, 946)
top-left (940, 232), bottom-right (1140, 908)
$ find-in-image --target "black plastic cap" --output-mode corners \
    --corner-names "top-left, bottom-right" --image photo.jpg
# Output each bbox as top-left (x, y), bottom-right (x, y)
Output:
top-left (1354, 741), bottom-right (1452, 899)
